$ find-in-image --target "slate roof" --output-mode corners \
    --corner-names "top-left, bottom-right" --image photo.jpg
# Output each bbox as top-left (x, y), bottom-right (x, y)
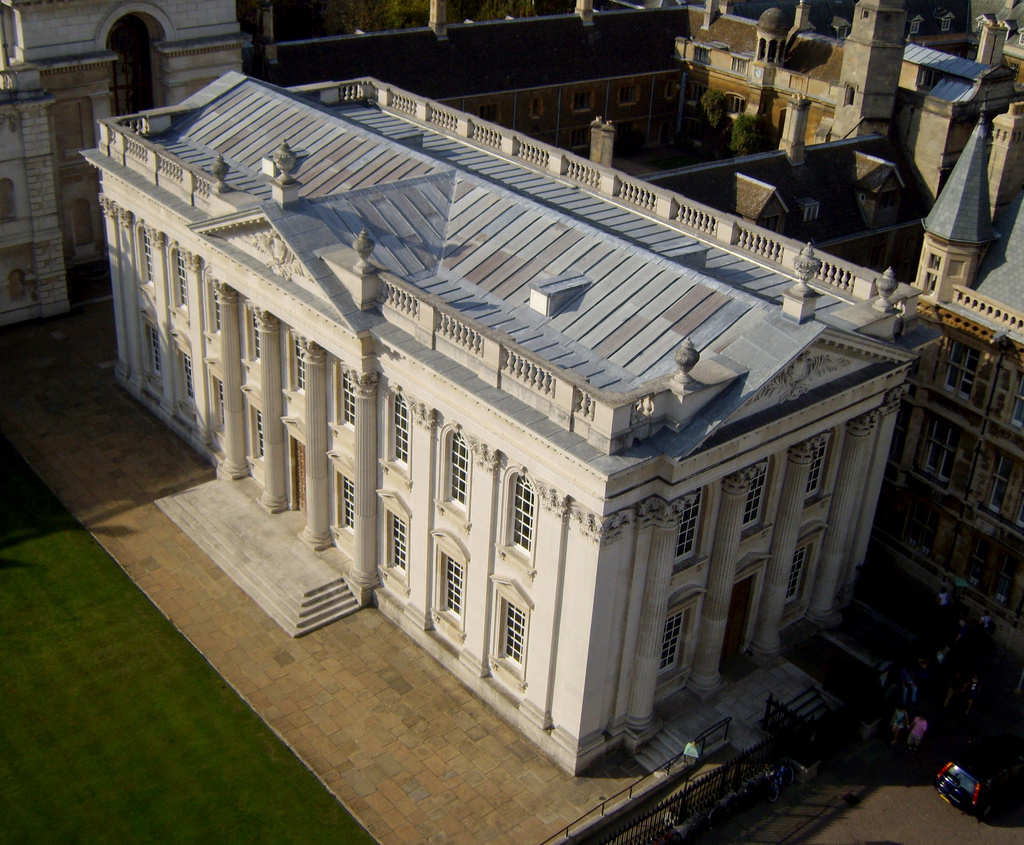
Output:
top-left (730, 0), bottom-right (969, 39)
top-left (262, 9), bottom-right (695, 97)
top-left (974, 187), bottom-right (1024, 312)
top-left (923, 118), bottom-right (995, 244)
top-left (646, 135), bottom-right (927, 244)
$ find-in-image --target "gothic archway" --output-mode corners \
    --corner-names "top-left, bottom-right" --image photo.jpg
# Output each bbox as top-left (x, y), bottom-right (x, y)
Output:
top-left (108, 15), bottom-right (153, 115)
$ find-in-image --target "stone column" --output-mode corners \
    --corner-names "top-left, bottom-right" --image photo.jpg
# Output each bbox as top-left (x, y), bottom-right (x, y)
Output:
top-left (255, 309), bottom-right (287, 512)
top-left (214, 282), bottom-right (248, 480)
top-left (148, 228), bottom-right (174, 412)
top-left (807, 410), bottom-right (880, 627)
top-left (99, 197), bottom-right (130, 383)
top-left (119, 209), bottom-right (144, 389)
top-left (626, 497), bottom-right (683, 738)
top-left (350, 371), bottom-right (380, 604)
top-left (751, 437), bottom-right (821, 655)
top-left (462, 436), bottom-right (502, 677)
top-left (299, 338), bottom-right (331, 550)
top-left (690, 467), bottom-right (759, 692)
top-left (186, 252), bottom-right (212, 446)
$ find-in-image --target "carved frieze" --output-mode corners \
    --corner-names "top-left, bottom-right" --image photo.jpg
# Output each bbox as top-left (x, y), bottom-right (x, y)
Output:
top-left (466, 434), bottom-right (502, 474)
top-left (535, 481), bottom-right (569, 521)
top-left (239, 229), bottom-right (308, 283)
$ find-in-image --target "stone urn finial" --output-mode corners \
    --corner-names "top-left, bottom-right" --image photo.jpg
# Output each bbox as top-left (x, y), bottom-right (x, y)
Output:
top-left (272, 139), bottom-right (297, 185)
top-left (674, 336), bottom-right (700, 385)
top-left (791, 242), bottom-right (821, 296)
top-left (211, 153), bottom-right (229, 192)
top-left (353, 228), bottom-right (375, 275)
top-left (874, 267), bottom-right (898, 313)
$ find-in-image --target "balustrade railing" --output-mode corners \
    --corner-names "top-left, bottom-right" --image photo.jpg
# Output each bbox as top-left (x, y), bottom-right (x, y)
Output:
top-left (953, 286), bottom-right (1024, 333)
top-left (438, 312), bottom-right (483, 355)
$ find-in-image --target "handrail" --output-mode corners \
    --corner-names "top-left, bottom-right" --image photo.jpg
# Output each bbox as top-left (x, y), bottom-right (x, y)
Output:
top-left (536, 716), bottom-right (732, 845)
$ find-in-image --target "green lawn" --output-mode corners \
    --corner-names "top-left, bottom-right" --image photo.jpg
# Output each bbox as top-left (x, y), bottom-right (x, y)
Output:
top-left (0, 436), bottom-right (374, 845)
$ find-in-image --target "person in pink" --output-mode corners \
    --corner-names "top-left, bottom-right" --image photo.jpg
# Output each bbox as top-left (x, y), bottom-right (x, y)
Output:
top-left (907, 714), bottom-right (928, 752)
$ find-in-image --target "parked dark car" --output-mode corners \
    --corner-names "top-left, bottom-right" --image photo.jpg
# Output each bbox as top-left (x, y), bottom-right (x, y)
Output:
top-left (935, 734), bottom-right (1024, 819)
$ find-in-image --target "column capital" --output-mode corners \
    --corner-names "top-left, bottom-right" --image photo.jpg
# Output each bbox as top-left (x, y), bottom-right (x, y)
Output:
top-left (722, 464), bottom-right (763, 496)
top-left (881, 383), bottom-right (910, 415)
top-left (253, 306), bottom-right (280, 333)
top-left (147, 226), bottom-right (166, 249)
top-left (213, 281), bottom-right (237, 305)
top-left (189, 252), bottom-right (203, 273)
top-left (637, 495), bottom-right (672, 529)
top-left (297, 337), bottom-right (326, 365)
top-left (409, 398), bottom-right (436, 431)
top-left (355, 370), bottom-right (379, 398)
top-left (535, 481), bottom-right (570, 521)
top-left (466, 434), bottom-right (502, 474)
top-left (99, 195), bottom-right (119, 219)
top-left (789, 433), bottom-right (827, 464)
top-left (118, 208), bottom-right (135, 230)
top-left (847, 409), bottom-right (880, 438)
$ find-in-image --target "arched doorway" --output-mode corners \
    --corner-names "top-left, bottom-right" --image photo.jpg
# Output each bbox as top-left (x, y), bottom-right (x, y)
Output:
top-left (108, 15), bottom-right (153, 115)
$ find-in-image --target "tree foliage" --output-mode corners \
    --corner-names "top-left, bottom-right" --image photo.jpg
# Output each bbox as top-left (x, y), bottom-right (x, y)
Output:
top-left (698, 89), bottom-right (725, 131)
top-left (729, 114), bottom-right (772, 157)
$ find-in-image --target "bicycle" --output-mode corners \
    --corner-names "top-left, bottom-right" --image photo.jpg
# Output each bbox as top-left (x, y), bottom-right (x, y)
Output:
top-left (765, 760), bottom-right (795, 803)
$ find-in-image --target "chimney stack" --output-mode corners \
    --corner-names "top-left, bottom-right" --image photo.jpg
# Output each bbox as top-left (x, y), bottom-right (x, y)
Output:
top-left (589, 118), bottom-right (615, 168)
top-left (794, 0), bottom-right (812, 32)
top-left (989, 102), bottom-right (1024, 216)
top-left (256, 1), bottom-right (277, 65)
top-left (430, 0), bottom-right (447, 38)
top-left (781, 97), bottom-right (811, 165)
top-left (576, 0), bottom-right (593, 25)
top-left (976, 17), bottom-right (1008, 66)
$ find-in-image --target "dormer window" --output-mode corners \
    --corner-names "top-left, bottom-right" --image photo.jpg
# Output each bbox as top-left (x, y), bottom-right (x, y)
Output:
top-left (939, 14), bottom-right (952, 33)
top-left (797, 198), bottom-right (820, 222)
top-left (910, 18), bottom-right (922, 35)
top-left (694, 45), bottom-right (711, 64)
top-left (879, 189), bottom-right (898, 209)
top-left (917, 66), bottom-right (939, 89)
top-left (731, 57), bottom-right (749, 75)
top-left (835, 24), bottom-right (850, 39)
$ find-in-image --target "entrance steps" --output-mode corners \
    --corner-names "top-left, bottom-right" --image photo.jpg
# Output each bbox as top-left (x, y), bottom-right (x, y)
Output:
top-left (157, 478), bottom-right (359, 637)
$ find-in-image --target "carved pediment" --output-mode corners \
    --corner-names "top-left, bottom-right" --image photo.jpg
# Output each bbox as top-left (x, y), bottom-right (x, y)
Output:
top-left (753, 339), bottom-right (886, 404)
top-left (236, 228), bottom-right (310, 284)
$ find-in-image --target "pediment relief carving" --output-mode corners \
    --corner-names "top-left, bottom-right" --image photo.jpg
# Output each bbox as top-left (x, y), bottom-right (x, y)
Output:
top-left (238, 229), bottom-right (309, 284)
top-left (755, 340), bottom-right (884, 404)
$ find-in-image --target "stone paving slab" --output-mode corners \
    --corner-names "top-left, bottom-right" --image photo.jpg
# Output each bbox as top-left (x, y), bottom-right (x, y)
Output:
top-left (0, 303), bottom-right (644, 844)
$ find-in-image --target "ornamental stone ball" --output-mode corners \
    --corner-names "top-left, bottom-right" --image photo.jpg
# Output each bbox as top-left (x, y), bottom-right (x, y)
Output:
top-left (272, 139), bottom-right (297, 184)
top-left (675, 336), bottom-right (700, 384)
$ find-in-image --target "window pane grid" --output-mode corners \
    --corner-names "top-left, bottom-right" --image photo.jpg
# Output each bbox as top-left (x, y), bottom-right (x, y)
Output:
top-left (805, 440), bottom-right (827, 495)
top-left (512, 476), bottom-right (534, 551)
top-left (182, 353), bottom-right (193, 399)
top-left (504, 602), bottom-right (526, 664)
top-left (342, 371), bottom-right (356, 424)
top-left (254, 409), bottom-right (264, 458)
top-left (142, 229), bottom-right (153, 281)
top-left (341, 475), bottom-right (355, 529)
top-left (906, 501), bottom-right (937, 556)
top-left (444, 554), bottom-right (464, 617)
top-left (450, 433), bottom-right (469, 505)
top-left (390, 514), bottom-right (407, 571)
top-left (394, 395), bottom-right (409, 463)
top-left (176, 251), bottom-right (188, 306)
top-left (659, 612), bottom-right (683, 671)
top-left (675, 491), bottom-right (701, 559)
top-left (1012, 374), bottom-right (1024, 427)
top-left (147, 324), bottom-right (161, 374)
top-left (924, 418), bottom-right (958, 481)
top-left (743, 466), bottom-right (767, 526)
top-left (295, 339), bottom-right (306, 391)
top-left (944, 341), bottom-right (979, 399)
top-left (989, 455), bottom-right (1012, 512)
top-left (787, 546), bottom-right (807, 599)
top-left (251, 312), bottom-right (260, 360)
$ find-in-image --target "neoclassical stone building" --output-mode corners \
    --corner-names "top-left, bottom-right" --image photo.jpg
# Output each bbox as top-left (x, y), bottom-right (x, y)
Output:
top-left (0, 0), bottom-right (242, 325)
top-left (87, 72), bottom-right (916, 773)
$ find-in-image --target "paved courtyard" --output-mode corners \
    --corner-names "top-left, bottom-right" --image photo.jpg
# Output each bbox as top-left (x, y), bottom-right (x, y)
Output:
top-left (0, 302), bottom-right (646, 844)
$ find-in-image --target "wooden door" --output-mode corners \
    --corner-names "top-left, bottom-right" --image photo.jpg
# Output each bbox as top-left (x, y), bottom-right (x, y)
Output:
top-left (722, 575), bottom-right (754, 658)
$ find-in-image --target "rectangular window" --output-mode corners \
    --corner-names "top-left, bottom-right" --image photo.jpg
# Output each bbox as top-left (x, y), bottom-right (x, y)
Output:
top-left (909, 19), bottom-right (920, 35)
top-left (731, 57), bottom-right (749, 75)
top-left (787, 546), bottom-right (808, 600)
top-left (294, 338), bottom-right (305, 391)
top-left (760, 214), bottom-right (780, 232)
top-left (449, 433), bottom-right (469, 505)
top-left (805, 439), bottom-right (827, 496)
top-left (212, 293), bottom-right (221, 332)
top-left (694, 46), bottom-right (711, 64)
top-left (571, 91), bottom-right (591, 111)
top-left (529, 97), bottom-right (542, 119)
top-left (390, 513), bottom-right (407, 572)
top-left (923, 417), bottom-right (959, 482)
top-left (994, 555), bottom-right (1016, 604)
top-left (1011, 373), bottom-right (1024, 427)
top-left (617, 84), bottom-right (638, 105)
top-left (340, 474), bottom-right (355, 529)
top-left (917, 66), bottom-right (938, 88)
top-left (940, 16), bottom-right (951, 32)
top-left (659, 611), bottom-right (684, 671)
top-left (878, 189), bottom-right (898, 209)
top-left (147, 324), bottom-right (161, 375)
top-left (989, 455), bottom-right (1013, 513)
top-left (342, 370), bottom-right (356, 425)
top-left (743, 465), bottom-right (767, 526)
top-left (393, 395), bottom-right (409, 464)
top-left (182, 352), bottom-right (194, 399)
top-left (905, 500), bottom-right (938, 556)
top-left (944, 341), bottom-right (979, 399)
top-left (251, 311), bottom-right (261, 361)
top-left (443, 553), bottom-right (464, 618)
top-left (686, 81), bottom-right (707, 104)
top-left (215, 378), bottom-right (225, 426)
top-left (568, 126), bottom-right (588, 148)
top-left (890, 402), bottom-right (911, 462)
top-left (253, 409), bottom-right (264, 459)
top-left (176, 251), bottom-right (188, 307)
top-left (478, 103), bottom-right (497, 121)
top-left (142, 228), bottom-right (153, 281)
top-left (675, 491), bottom-right (702, 560)
top-left (512, 475), bottom-right (535, 551)
top-left (968, 538), bottom-right (989, 586)
top-left (726, 94), bottom-right (745, 114)
top-left (801, 201), bottom-right (820, 222)
top-left (503, 601), bottom-right (527, 665)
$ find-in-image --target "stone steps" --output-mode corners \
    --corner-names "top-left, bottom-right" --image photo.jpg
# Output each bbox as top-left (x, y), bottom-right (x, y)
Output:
top-left (156, 479), bottom-right (359, 637)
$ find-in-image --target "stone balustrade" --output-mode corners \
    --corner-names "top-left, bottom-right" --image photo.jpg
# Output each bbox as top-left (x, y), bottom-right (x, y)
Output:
top-left (952, 286), bottom-right (1024, 334)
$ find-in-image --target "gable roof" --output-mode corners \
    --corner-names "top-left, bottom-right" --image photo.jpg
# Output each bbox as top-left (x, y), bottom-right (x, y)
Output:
top-left (923, 118), bottom-right (995, 244)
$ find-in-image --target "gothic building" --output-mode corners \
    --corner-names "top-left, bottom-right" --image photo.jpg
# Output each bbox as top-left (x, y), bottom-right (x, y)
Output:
top-left (87, 72), bottom-right (916, 773)
top-left (0, 0), bottom-right (243, 326)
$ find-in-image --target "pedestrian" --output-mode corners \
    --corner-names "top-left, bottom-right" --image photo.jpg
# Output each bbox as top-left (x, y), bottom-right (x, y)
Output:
top-left (907, 714), bottom-right (928, 752)
top-left (890, 705), bottom-right (908, 745)
top-left (953, 617), bottom-right (969, 645)
top-left (899, 665), bottom-right (918, 704)
top-left (943, 672), bottom-right (966, 709)
top-left (964, 675), bottom-right (980, 715)
top-left (979, 610), bottom-right (993, 631)
top-left (938, 586), bottom-right (950, 608)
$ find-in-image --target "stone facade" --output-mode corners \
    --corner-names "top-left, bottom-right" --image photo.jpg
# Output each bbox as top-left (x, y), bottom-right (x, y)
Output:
top-left (87, 73), bottom-right (915, 773)
top-left (0, 0), bottom-right (243, 326)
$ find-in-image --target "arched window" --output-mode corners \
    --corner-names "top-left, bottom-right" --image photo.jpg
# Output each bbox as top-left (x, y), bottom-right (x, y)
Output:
top-left (0, 178), bottom-right (15, 220)
top-left (511, 474), bottom-right (535, 552)
top-left (71, 198), bottom-right (93, 246)
top-left (393, 393), bottom-right (409, 464)
top-left (448, 431), bottom-right (469, 505)
top-left (108, 15), bottom-right (153, 115)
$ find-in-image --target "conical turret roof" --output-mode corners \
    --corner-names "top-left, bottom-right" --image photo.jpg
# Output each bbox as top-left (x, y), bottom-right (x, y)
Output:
top-left (923, 117), bottom-right (995, 244)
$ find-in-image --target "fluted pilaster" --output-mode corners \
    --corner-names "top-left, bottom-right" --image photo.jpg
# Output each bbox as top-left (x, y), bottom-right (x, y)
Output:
top-left (255, 309), bottom-right (287, 512)
top-left (350, 371), bottom-right (381, 602)
top-left (299, 339), bottom-right (331, 549)
top-left (215, 282), bottom-right (248, 479)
